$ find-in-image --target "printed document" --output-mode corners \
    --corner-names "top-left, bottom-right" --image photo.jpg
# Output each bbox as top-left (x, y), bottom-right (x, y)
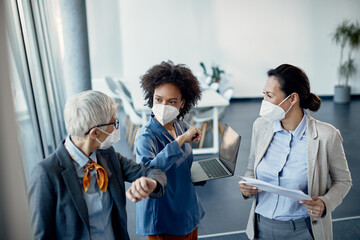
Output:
top-left (239, 176), bottom-right (312, 201)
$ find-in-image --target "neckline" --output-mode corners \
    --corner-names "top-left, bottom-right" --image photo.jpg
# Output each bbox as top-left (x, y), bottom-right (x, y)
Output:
top-left (151, 116), bottom-right (179, 141)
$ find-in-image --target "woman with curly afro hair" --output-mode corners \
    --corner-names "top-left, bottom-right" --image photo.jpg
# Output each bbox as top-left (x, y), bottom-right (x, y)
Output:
top-left (134, 61), bottom-right (205, 240)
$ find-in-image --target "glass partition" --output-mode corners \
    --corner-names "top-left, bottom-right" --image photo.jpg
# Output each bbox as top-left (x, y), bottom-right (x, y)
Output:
top-left (7, 0), bottom-right (67, 183)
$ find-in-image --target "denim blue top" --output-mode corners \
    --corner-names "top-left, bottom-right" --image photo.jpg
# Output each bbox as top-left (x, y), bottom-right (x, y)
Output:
top-left (134, 117), bottom-right (204, 236)
top-left (255, 113), bottom-right (309, 221)
top-left (64, 136), bottom-right (115, 240)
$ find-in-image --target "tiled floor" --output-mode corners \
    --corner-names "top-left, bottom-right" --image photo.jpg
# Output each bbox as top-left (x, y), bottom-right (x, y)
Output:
top-left (113, 97), bottom-right (360, 240)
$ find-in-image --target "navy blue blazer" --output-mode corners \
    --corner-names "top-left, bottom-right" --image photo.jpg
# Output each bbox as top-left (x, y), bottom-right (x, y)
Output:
top-left (28, 141), bottom-right (166, 240)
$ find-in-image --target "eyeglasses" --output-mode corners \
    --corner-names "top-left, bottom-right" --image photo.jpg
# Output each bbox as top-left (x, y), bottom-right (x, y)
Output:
top-left (85, 118), bottom-right (119, 135)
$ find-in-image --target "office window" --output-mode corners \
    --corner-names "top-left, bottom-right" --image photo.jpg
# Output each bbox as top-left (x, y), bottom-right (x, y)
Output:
top-left (7, 0), bottom-right (67, 183)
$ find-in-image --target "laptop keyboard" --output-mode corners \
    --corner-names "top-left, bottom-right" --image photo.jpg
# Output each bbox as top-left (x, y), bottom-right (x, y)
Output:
top-left (198, 159), bottom-right (228, 178)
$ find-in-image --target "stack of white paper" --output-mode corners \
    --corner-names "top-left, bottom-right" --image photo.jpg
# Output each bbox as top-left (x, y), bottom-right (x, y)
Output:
top-left (239, 176), bottom-right (312, 201)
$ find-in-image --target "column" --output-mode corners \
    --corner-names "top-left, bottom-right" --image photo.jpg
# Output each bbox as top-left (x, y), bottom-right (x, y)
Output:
top-left (59, 0), bottom-right (92, 99)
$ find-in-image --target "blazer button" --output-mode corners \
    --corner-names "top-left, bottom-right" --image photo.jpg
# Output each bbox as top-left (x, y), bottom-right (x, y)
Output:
top-left (312, 220), bottom-right (318, 225)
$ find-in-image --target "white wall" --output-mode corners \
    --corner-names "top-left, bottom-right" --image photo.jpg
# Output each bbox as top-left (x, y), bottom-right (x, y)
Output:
top-left (87, 0), bottom-right (123, 78)
top-left (88, 0), bottom-right (360, 98)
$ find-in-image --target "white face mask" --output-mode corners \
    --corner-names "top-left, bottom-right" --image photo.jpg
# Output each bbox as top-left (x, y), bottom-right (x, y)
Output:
top-left (152, 104), bottom-right (180, 126)
top-left (96, 127), bottom-right (121, 149)
top-left (259, 95), bottom-right (292, 123)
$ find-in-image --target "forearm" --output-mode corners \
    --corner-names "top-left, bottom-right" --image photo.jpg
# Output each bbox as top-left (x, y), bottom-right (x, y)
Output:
top-left (319, 177), bottom-right (352, 214)
top-left (147, 168), bottom-right (167, 198)
top-left (149, 180), bottom-right (165, 198)
top-left (245, 158), bottom-right (255, 178)
top-left (320, 131), bottom-right (353, 213)
top-left (175, 134), bottom-right (186, 147)
top-left (136, 141), bottom-right (183, 171)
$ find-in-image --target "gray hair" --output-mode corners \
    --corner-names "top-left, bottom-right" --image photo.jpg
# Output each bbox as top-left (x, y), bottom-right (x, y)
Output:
top-left (64, 90), bottom-right (117, 138)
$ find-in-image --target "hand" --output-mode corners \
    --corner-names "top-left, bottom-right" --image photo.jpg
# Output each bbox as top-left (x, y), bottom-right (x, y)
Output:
top-left (176, 126), bottom-right (201, 147)
top-left (239, 180), bottom-right (261, 197)
top-left (126, 177), bottom-right (157, 203)
top-left (300, 197), bottom-right (326, 218)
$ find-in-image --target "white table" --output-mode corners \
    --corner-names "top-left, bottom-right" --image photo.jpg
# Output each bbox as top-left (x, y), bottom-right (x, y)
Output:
top-left (191, 90), bottom-right (229, 155)
top-left (92, 78), bottom-right (229, 155)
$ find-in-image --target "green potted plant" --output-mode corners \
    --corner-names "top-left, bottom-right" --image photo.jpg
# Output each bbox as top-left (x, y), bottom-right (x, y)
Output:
top-left (200, 62), bottom-right (225, 84)
top-left (332, 20), bottom-right (360, 103)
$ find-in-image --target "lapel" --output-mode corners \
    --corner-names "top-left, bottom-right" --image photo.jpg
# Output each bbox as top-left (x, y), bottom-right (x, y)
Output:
top-left (306, 115), bottom-right (319, 195)
top-left (97, 150), bottom-right (123, 209)
top-left (56, 143), bottom-right (90, 230)
top-left (254, 121), bottom-right (274, 177)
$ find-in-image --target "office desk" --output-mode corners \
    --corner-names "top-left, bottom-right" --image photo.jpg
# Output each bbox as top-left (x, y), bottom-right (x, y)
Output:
top-left (92, 78), bottom-right (229, 154)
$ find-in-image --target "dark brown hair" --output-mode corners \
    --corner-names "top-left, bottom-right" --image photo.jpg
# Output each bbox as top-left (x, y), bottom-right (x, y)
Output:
top-left (141, 61), bottom-right (202, 119)
top-left (268, 64), bottom-right (321, 112)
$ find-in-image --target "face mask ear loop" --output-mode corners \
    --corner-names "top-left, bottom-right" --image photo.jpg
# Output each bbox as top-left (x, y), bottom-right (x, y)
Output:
top-left (95, 138), bottom-right (102, 145)
top-left (283, 94), bottom-right (294, 114)
top-left (277, 94), bottom-right (292, 106)
top-left (285, 103), bottom-right (293, 115)
top-left (97, 127), bottom-right (110, 135)
top-left (95, 127), bottom-right (111, 144)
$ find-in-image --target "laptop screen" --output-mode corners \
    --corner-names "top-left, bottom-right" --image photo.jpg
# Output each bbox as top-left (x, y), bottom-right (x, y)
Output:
top-left (219, 125), bottom-right (241, 173)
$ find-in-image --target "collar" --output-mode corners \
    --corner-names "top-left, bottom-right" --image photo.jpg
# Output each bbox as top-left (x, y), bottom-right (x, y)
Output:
top-left (273, 112), bottom-right (307, 139)
top-left (150, 115), bottom-right (164, 131)
top-left (64, 135), bottom-right (97, 168)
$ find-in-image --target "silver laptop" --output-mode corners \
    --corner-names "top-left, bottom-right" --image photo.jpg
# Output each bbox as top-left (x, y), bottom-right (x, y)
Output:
top-left (191, 124), bottom-right (241, 183)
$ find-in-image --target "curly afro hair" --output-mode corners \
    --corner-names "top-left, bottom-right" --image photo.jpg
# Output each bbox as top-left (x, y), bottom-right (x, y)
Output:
top-left (141, 61), bottom-right (202, 119)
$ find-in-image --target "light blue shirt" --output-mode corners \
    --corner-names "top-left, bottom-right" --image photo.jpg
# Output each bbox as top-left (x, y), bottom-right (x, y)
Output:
top-left (135, 117), bottom-right (204, 236)
top-left (255, 114), bottom-right (309, 221)
top-left (64, 136), bottom-right (115, 240)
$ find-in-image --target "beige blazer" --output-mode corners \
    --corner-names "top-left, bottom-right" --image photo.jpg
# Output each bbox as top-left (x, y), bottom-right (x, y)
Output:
top-left (245, 114), bottom-right (352, 240)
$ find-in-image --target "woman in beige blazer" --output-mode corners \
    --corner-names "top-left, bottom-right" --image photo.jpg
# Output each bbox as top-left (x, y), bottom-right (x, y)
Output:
top-left (239, 64), bottom-right (352, 240)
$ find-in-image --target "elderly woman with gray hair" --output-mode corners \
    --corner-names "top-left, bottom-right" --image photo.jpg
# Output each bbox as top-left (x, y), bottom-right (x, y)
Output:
top-left (28, 90), bottom-right (166, 240)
